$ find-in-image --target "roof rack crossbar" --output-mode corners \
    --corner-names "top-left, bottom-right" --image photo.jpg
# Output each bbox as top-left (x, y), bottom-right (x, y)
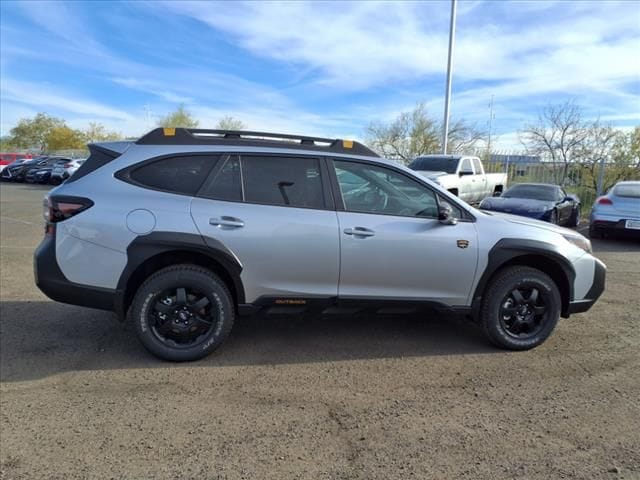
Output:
top-left (135, 128), bottom-right (379, 157)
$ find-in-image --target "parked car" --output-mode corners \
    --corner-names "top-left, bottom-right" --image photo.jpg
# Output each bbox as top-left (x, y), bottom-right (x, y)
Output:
top-left (22, 157), bottom-right (72, 183)
top-left (479, 183), bottom-right (581, 227)
top-left (25, 159), bottom-right (69, 184)
top-left (35, 128), bottom-right (605, 362)
top-left (50, 158), bottom-right (86, 184)
top-left (589, 181), bottom-right (640, 238)
top-left (409, 155), bottom-right (507, 204)
top-left (1, 156), bottom-right (48, 182)
top-left (0, 153), bottom-right (32, 172)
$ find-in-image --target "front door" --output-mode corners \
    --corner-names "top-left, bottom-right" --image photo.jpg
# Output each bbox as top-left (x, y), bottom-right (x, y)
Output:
top-left (332, 160), bottom-right (478, 306)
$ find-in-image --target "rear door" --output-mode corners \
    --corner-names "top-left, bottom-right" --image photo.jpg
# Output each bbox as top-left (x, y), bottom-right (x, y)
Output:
top-left (190, 154), bottom-right (340, 303)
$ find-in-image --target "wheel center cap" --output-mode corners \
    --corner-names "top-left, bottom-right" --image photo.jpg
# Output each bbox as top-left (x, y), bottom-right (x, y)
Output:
top-left (178, 311), bottom-right (190, 321)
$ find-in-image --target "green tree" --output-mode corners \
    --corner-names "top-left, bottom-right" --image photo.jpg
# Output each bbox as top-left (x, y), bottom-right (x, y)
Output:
top-left (365, 102), bottom-right (483, 163)
top-left (8, 113), bottom-right (65, 152)
top-left (46, 126), bottom-right (86, 151)
top-left (83, 122), bottom-right (123, 143)
top-left (215, 116), bottom-right (246, 130)
top-left (156, 105), bottom-right (199, 128)
top-left (0, 136), bottom-right (18, 151)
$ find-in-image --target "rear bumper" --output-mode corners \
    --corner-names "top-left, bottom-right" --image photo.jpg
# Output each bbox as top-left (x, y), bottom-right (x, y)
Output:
top-left (567, 258), bottom-right (606, 314)
top-left (34, 234), bottom-right (116, 312)
top-left (590, 218), bottom-right (640, 235)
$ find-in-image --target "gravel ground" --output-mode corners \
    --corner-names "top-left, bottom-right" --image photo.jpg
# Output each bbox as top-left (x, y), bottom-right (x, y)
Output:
top-left (1, 182), bottom-right (639, 480)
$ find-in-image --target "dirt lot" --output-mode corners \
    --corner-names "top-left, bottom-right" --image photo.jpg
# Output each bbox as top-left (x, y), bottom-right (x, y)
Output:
top-left (1, 182), bottom-right (639, 480)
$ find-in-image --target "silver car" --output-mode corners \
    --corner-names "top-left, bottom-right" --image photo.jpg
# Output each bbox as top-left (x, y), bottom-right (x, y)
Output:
top-left (50, 158), bottom-right (86, 184)
top-left (589, 181), bottom-right (640, 238)
top-left (34, 128), bottom-right (606, 361)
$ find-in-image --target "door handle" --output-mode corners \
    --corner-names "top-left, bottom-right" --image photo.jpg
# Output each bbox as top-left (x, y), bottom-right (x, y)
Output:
top-left (344, 227), bottom-right (375, 237)
top-left (210, 216), bottom-right (245, 228)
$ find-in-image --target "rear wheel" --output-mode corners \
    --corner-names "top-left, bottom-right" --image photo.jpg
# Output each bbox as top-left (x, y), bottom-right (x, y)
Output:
top-left (481, 266), bottom-right (561, 350)
top-left (131, 264), bottom-right (234, 361)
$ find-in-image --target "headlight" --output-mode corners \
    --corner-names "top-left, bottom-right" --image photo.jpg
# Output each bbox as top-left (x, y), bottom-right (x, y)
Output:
top-left (563, 233), bottom-right (592, 253)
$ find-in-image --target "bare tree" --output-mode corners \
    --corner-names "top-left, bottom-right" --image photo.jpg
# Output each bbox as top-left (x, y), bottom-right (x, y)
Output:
top-left (520, 100), bottom-right (590, 185)
top-left (365, 102), bottom-right (483, 163)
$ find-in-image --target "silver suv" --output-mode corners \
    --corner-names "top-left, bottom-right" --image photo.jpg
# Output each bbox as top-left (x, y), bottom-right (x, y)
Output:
top-left (34, 128), bottom-right (606, 361)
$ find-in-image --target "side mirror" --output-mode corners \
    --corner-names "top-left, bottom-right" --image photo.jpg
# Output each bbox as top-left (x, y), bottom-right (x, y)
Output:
top-left (459, 169), bottom-right (473, 177)
top-left (564, 196), bottom-right (573, 202)
top-left (493, 191), bottom-right (502, 197)
top-left (438, 204), bottom-right (458, 225)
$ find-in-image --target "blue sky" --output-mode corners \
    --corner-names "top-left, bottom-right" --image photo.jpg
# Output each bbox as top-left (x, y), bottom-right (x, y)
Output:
top-left (1, 0), bottom-right (638, 148)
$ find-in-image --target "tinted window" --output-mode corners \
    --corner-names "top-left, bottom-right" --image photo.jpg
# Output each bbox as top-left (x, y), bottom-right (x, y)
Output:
top-left (409, 156), bottom-right (459, 174)
top-left (130, 155), bottom-right (217, 195)
top-left (614, 183), bottom-right (640, 198)
top-left (503, 184), bottom-right (556, 201)
top-left (334, 160), bottom-right (438, 218)
top-left (201, 156), bottom-right (242, 202)
top-left (241, 156), bottom-right (324, 209)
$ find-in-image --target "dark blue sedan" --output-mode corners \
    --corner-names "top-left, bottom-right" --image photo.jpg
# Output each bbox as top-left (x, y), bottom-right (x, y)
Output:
top-left (479, 183), bottom-right (580, 226)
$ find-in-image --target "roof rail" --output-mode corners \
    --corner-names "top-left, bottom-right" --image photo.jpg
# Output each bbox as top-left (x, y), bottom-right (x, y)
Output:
top-left (136, 128), bottom-right (379, 157)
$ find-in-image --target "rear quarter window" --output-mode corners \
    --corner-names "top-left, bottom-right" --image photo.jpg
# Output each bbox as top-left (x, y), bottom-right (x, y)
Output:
top-left (128, 155), bottom-right (219, 195)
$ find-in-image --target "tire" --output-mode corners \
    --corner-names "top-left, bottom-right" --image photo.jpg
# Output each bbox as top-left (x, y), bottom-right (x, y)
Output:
top-left (481, 266), bottom-right (561, 351)
top-left (549, 209), bottom-right (558, 225)
top-left (589, 225), bottom-right (604, 239)
top-left (131, 264), bottom-right (235, 361)
top-left (567, 206), bottom-right (580, 227)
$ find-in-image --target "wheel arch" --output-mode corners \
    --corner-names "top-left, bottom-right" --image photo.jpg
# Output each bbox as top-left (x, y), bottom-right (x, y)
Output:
top-left (471, 239), bottom-right (575, 321)
top-left (115, 232), bottom-right (245, 319)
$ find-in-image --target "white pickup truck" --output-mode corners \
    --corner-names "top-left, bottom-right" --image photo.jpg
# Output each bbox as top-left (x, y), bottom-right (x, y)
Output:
top-left (409, 154), bottom-right (507, 204)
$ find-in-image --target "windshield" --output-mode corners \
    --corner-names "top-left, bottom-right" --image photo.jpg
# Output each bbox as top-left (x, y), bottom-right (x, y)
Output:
top-left (614, 184), bottom-right (640, 198)
top-left (409, 157), bottom-right (459, 174)
top-left (503, 184), bottom-right (557, 201)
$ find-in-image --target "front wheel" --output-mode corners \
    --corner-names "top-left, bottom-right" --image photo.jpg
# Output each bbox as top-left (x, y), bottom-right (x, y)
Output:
top-left (481, 266), bottom-right (561, 350)
top-left (567, 206), bottom-right (580, 227)
top-left (131, 264), bottom-right (235, 361)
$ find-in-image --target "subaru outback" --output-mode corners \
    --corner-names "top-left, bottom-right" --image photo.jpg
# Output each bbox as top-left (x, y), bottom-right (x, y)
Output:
top-left (34, 128), bottom-right (606, 361)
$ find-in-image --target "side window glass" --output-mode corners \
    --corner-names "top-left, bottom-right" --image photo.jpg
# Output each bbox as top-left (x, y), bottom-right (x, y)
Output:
top-left (200, 156), bottom-right (242, 201)
top-left (460, 158), bottom-right (473, 173)
top-left (241, 156), bottom-right (325, 209)
top-left (129, 155), bottom-right (217, 195)
top-left (334, 160), bottom-right (438, 218)
top-left (438, 195), bottom-right (463, 219)
top-left (472, 158), bottom-right (483, 174)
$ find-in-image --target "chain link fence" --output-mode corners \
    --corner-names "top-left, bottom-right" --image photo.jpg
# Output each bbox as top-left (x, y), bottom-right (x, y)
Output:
top-left (483, 151), bottom-right (640, 211)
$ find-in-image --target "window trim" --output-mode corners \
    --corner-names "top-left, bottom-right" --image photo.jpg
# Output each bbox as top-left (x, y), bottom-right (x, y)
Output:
top-left (327, 157), bottom-right (475, 222)
top-left (115, 152), bottom-right (221, 197)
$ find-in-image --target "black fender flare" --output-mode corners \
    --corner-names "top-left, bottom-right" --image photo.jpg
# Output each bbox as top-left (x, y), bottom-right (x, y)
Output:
top-left (114, 231), bottom-right (245, 318)
top-left (470, 239), bottom-right (576, 320)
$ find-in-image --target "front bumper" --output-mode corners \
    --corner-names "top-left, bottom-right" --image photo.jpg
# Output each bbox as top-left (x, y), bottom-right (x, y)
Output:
top-left (567, 258), bottom-right (606, 314)
top-left (34, 234), bottom-right (116, 311)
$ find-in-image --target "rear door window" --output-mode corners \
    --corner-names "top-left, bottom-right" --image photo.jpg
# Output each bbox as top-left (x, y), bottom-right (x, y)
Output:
top-left (241, 155), bottom-right (325, 209)
top-left (199, 156), bottom-right (242, 202)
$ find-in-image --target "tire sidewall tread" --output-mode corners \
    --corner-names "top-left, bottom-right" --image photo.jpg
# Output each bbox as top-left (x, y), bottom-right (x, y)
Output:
top-left (481, 266), bottom-right (561, 351)
top-left (131, 264), bottom-right (235, 362)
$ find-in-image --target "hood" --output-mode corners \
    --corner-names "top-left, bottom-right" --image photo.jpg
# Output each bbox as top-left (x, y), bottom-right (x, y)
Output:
top-left (484, 210), bottom-right (577, 236)
top-left (481, 196), bottom-right (553, 212)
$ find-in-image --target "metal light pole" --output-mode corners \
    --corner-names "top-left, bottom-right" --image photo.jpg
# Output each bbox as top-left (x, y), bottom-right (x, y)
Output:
top-left (441, 0), bottom-right (457, 155)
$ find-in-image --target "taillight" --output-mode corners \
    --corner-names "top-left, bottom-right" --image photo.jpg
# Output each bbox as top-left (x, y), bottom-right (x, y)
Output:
top-left (43, 195), bottom-right (93, 235)
top-left (597, 197), bottom-right (613, 205)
